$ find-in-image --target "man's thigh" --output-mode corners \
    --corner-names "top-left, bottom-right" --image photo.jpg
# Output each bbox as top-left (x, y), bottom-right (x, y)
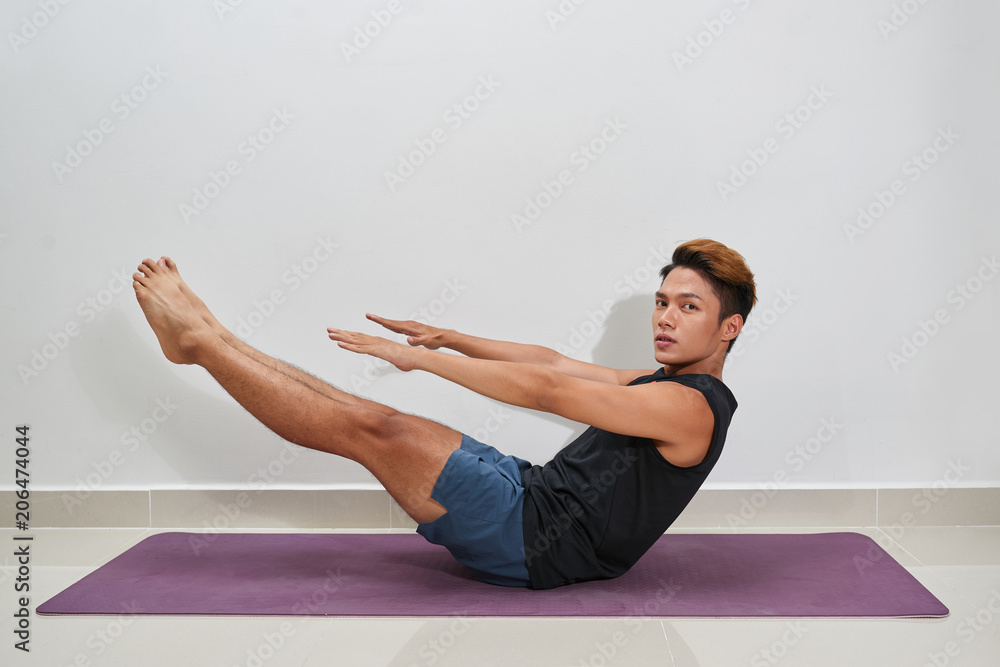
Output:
top-left (347, 412), bottom-right (463, 524)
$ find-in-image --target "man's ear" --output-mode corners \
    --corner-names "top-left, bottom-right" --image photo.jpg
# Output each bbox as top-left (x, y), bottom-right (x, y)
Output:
top-left (721, 314), bottom-right (743, 342)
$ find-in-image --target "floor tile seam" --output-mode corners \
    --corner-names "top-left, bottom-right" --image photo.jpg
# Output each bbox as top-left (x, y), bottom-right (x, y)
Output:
top-left (875, 527), bottom-right (988, 615)
top-left (293, 616), bottom-right (337, 667)
top-left (659, 619), bottom-right (677, 667)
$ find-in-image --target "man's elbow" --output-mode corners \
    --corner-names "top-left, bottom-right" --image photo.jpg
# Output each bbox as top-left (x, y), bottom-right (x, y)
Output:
top-left (541, 346), bottom-right (566, 372)
top-left (533, 368), bottom-right (566, 415)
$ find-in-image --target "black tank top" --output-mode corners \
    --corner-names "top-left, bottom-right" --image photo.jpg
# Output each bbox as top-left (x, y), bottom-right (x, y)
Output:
top-left (520, 369), bottom-right (737, 590)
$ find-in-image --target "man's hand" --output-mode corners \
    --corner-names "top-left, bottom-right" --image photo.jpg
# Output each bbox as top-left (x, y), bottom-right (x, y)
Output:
top-left (327, 327), bottom-right (420, 372)
top-left (365, 313), bottom-right (450, 350)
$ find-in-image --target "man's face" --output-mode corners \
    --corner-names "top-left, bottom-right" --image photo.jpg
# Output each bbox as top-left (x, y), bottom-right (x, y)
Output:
top-left (652, 267), bottom-right (727, 369)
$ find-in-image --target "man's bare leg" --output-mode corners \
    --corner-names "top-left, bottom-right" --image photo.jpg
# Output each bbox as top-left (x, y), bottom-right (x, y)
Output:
top-left (156, 256), bottom-right (458, 444)
top-left (132, 258), bottom-right (460, 523)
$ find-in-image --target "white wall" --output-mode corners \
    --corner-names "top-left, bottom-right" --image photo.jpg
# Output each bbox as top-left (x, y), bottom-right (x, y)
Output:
top-left (2, 0), bottom-right (997, 492)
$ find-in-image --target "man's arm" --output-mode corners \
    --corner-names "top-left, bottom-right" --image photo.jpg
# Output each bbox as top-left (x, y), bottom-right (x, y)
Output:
top-left (366, 314), bottom-right (649, 386)
top-left (327, 327), bottom-right (712, 458)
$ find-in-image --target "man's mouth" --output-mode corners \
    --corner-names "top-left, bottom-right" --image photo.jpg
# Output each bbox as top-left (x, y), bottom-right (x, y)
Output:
top-left (655, 333), bottom-right (676, 348)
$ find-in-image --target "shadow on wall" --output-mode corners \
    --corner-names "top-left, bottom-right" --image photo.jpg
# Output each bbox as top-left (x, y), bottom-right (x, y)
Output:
top-left (523, 294), bottom-right (658, 449)
top-left (592, 294), bottom-right (656, 372)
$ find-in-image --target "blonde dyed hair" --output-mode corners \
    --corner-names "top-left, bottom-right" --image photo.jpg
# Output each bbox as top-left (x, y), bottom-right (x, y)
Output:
top-left (659, 238), bottom-right (757, 351)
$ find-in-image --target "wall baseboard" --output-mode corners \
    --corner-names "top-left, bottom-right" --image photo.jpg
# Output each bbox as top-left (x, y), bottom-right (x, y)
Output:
top-left (6, 487), bottom-right (999, 530)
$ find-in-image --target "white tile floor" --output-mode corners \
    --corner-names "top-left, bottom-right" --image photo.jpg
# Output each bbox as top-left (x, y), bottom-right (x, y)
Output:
top-left (2, 526), bottom-right (997, 667)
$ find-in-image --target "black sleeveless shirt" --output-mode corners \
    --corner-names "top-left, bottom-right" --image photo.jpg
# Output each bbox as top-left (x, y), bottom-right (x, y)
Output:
top-left (520, 369), bottom-right (737, 590)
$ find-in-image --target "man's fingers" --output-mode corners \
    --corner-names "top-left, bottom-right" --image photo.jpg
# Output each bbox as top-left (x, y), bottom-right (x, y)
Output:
top-left (328, 328), bottom-right (361, 346)
top-left (368, 313), bottom-right (420, 337)
top-left (366, 313), bottom-right (398, 328)
top-left (367, 313), bottom-right (405, 333)
top-left (330, 332), bottom-right (367, 355)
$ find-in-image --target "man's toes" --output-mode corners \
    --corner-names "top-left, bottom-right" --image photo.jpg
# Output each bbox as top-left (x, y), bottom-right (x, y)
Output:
top-left (140, 258), bottom-right (160, 275)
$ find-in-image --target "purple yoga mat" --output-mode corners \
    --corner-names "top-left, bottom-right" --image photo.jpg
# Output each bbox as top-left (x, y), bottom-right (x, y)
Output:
top-left (37, 531), bottom-right (948, 618)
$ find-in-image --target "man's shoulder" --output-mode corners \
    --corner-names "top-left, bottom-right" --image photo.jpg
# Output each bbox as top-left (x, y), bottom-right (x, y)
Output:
top-left (618, 368), bottom-right (657, 385)
top-left (654, 374), bottom-right (736, 411)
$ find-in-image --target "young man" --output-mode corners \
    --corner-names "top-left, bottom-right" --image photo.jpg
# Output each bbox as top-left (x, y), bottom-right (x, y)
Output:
top-left (132, 238), bottom-right (755, 590)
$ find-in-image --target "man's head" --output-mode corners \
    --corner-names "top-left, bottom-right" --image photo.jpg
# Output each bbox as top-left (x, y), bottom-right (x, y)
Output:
top-left (654, 239), bottom-right (757, 371)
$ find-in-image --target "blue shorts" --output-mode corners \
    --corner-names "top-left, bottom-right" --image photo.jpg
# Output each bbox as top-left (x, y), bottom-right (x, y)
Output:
top-left (416, 434), bottom-right (532, 587)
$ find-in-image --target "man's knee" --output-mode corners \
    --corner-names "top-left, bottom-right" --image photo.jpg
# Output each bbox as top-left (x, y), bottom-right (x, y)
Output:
top-left (357, 410), bottom-right (415, 445)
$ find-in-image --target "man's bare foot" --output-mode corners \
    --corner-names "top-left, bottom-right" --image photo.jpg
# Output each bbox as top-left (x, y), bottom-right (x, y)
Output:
top-left (156, 256), bottom-right (230, 339)
top-left (133, 258), bottom-right (215, 365)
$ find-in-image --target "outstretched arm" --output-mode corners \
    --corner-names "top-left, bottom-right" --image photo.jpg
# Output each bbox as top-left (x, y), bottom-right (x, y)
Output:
top-left (327, 327), bottom-right (711, 453)
top-left (365, 314), bottom-right (648, 386)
